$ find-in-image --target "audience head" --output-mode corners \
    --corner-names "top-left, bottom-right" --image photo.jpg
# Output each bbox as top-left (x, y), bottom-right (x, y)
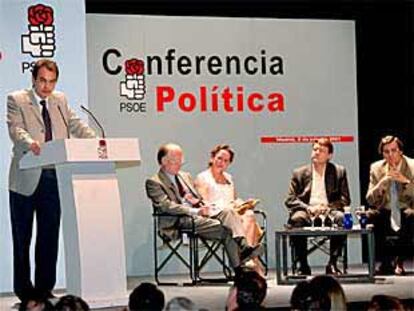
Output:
top-left (128, 282), bottom-right (165, 311)
top-left (208, 144), bottom-right (235, 173)
top-left (311, 138), bottom-right (333, 165)
top-left (233, 268), bottom-right (267, 310)
top-left (378, 135), bottom-right (404, 166)
top-left (367, 294), bottom-right (404, 311)
top-left (290, 280), bottom-right (313, 310)
top-left (19, 296), bottom-right (54, 311)
top-left (158, 143), bottom-right (184, 175)
top-left (290, 275), bottom-right (346, 311)
top-left (308, 275), bottom-right (347, 311)
top-left (54, 295), bottom-right (90, 311)
top-left (165, 296), bottom-right (198, 311)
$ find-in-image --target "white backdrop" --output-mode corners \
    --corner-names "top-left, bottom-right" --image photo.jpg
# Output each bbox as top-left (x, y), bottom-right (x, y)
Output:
top-left (1, 11), bottom-right (361, 293)
top-left (86, 15), bottom-right (361, 276)
top-left (0, 0), bottom-right (89, 293)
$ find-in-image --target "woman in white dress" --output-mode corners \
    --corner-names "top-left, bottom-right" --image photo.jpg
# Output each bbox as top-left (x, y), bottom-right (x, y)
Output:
top-left (194, 144), bottom-right (261, 247)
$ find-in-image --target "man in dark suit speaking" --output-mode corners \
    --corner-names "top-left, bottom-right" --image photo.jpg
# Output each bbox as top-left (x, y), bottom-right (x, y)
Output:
top-left (7, 59), bottom-right (96, 303)
top-left (285, 138), bottom-right (351, 276)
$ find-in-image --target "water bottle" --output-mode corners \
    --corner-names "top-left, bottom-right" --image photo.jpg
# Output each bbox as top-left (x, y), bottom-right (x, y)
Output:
top-left (359, 212), bottom-right (368, 229)
top-left (343, 206), bottom-right (353, 229)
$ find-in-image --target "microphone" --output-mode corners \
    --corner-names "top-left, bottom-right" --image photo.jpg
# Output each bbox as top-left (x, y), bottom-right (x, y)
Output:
top-left (80, 105), bottom-right (105, 138)
top-left (57, 105), bottom-right (70, 139)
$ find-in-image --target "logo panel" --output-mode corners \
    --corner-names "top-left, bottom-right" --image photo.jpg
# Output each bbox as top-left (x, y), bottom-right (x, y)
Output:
top-left (21, 4), bottom-right (56, 58)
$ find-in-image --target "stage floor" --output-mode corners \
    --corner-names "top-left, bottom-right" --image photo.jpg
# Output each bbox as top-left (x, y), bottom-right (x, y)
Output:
top-left (1, 266), bottom-right (413, 310)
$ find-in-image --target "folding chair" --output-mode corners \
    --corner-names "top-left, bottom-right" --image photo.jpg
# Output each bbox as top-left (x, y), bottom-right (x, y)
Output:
top-left (152, 211), bottom-right (232, 285)
top-left (254, 210), bottom-right (269, 275)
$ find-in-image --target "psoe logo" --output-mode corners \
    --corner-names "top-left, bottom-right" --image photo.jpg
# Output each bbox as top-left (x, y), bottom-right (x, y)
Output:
top-left (21, 4), bottom-right (56, 58)
top-left (120, 58), bottom-right (146, 100)
top-left (102, 48), bottom-right (147, 113)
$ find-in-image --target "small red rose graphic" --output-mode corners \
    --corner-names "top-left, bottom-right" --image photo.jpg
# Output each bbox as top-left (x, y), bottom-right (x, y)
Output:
top-left (125, 59), bottom-right (144, 75)
top-left (28, 4), bottom-right (54, 26)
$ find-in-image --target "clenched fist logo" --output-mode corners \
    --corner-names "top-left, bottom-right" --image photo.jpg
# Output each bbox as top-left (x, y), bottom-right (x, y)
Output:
top-left (21, 4), bottom-right (56, 57)
top-left (120, 58), bottom-right (146, 100)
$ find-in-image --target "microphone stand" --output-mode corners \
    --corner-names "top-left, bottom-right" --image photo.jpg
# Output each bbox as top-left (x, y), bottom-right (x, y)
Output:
top-left (80, 105), bottom-right (106, 138)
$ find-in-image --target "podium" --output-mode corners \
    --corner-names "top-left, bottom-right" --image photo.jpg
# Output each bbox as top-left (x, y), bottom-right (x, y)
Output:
top-left (20, 138), bottom-right (141, 307)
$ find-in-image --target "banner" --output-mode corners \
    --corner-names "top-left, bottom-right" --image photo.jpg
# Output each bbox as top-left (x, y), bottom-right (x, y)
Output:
top-left (86, 15), bottom-right (360, 276)
top-left (0, 0), bottom-right (89, 293)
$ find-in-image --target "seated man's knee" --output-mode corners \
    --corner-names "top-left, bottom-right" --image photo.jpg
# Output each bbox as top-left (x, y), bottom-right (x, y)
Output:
top-left (289, 210), bottom-right (309, 228)
top-left (333, 211), bottom-right (344, 226)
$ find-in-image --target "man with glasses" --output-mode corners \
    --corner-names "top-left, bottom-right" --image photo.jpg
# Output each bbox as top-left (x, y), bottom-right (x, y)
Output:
top-left (145, 143), bottom-right (262, 275)
top-left (366, 135), bottom-right (414, 275)
top-left (7, 59), bottom-right (96, 304)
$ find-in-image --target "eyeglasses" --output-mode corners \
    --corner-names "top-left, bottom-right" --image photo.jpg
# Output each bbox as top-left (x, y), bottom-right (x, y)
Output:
top-left (167, 157), bottom-right (185, 165)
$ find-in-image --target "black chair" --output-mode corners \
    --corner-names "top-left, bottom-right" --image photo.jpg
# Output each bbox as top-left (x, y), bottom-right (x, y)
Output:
top-left (152, 211), bottom-right (232, 285)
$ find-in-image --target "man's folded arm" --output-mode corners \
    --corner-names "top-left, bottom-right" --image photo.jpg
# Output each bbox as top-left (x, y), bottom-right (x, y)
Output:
top-left (366, 166), bottom-right (388, 208)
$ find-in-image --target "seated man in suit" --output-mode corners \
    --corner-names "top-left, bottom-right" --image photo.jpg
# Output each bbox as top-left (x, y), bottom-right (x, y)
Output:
top-left (145, 143), bottom-right (261, 274)
top-left (285, 138), bottom-right (351, 276)
top-left (366, 135), bottom-right (414, 275)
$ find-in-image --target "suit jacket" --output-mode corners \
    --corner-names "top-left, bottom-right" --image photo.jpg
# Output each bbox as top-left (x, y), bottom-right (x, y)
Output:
top-left (7, 89), bottom-right (96, 195)
top-left (285, 162), bottom-right (351, 214)
top-left (146, 169), bottom-right (202, 238)
top-left (366, 155), bottom-right (414, 211)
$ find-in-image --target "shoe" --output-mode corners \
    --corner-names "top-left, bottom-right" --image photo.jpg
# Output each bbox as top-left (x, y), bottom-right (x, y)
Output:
top-left (240, 244), bottom-right (263, 264)
top-left (297, 265), bottom-right (311, 276)
top-left (375, 262), bottom-right (394, 275)
top-left (325, 263), bottom-right (343, 276)
top-left (395, 263), bottom-right (406, 276)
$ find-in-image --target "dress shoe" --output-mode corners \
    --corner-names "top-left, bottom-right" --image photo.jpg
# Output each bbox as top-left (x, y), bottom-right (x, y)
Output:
top-left (297, 265), bottom-right (311, 276)
top-left (240, 244), bottom-right (263, 264)
top-left (325, 263), bottom-right (343, 276)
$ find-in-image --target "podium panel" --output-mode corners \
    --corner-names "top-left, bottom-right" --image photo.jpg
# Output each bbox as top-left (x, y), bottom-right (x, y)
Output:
top-left (20, 139), bottom-right (140, 307)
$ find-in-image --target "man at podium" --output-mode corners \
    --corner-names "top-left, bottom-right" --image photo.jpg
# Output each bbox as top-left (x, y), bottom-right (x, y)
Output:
top-left (6, 59), bottom-right (96, 304)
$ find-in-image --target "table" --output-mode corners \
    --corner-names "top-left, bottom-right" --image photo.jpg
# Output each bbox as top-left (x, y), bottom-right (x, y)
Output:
top-left (275, 227), bottom-right (375, 284)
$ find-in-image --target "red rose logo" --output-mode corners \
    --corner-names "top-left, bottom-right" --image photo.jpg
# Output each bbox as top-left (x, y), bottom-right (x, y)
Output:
top-left (125, 59), bottom-right (144, 75)
top-left (28, 4), bottom-right (54, 26)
